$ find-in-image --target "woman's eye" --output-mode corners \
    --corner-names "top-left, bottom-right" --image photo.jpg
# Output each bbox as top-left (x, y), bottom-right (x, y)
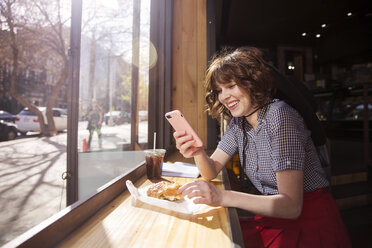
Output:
top-left (229, 84), bottom-right (236, 89)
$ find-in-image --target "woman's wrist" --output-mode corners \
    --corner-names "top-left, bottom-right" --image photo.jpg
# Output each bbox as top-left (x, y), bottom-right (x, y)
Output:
top-left (193, 149), bottom-right (219, 181)
top-left (193, 147), bottom-right (205, 158)
top-left (219, 189), bottom-right (232, 207)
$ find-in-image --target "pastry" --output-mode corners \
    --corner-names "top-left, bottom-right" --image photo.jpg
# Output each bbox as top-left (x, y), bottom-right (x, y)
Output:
top-left (147, 181), bottom-right (183, 201)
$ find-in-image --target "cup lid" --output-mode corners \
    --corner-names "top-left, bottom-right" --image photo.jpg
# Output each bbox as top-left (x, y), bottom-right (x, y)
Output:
top-left (144, 149), bottom-right (166, 155)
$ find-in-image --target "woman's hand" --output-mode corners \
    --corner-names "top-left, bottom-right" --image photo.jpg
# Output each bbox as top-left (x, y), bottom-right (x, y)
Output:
top-left (177, 180), bottom-right (223, 206)
top-left (174, 131), bottom-right (203, 158)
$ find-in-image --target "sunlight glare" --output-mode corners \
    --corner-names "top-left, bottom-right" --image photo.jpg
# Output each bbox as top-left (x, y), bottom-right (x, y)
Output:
top-left (148, 42), bottom-right (158, 70)
top-left (94, 0), bottom-right (119, 9)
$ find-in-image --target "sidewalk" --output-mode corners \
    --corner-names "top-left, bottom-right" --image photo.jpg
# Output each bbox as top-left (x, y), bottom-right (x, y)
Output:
top-left (0, 134), bottom-right (67, 246)
top-left (0, 121), bottom-right (148, 246)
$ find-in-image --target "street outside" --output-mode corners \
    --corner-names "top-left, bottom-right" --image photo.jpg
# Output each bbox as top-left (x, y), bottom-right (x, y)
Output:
top-left (0, 121), bottom-right (148, 246)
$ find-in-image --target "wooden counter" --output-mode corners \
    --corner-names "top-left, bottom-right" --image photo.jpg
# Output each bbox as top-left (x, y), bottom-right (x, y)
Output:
top-left (58, 174), bottom-right (237, 247)
top-left (5, 160), bottom-right (243, 248)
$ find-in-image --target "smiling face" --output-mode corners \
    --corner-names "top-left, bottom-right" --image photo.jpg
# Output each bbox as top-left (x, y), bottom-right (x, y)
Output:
top-left (205, 47), bottom-right (276, 121)
top-left (216, 81), bottom-right (256, 118)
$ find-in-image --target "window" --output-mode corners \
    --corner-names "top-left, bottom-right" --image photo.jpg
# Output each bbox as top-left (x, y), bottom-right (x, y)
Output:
top-left (73, 0), bottom-right (152, 200)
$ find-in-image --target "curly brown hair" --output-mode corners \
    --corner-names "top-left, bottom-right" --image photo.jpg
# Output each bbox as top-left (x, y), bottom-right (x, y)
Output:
top-left (205, 47), bottom-right (276, 121)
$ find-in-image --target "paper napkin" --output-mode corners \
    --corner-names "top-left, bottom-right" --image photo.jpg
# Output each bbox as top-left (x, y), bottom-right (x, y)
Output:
top-left (162, 162), bottom-right (200, 178)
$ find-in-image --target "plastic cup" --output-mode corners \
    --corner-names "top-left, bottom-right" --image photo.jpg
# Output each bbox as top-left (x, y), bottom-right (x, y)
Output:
top-left (144, 149), bottom-right (166, 179)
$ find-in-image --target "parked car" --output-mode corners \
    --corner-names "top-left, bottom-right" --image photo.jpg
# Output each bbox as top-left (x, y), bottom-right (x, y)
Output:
top-left (322, 103), bottom-right (372, 140)
top-left (104, 111), bottom-right (130, 125)
top-left (0, 110), bottom-right (16, 123)
top-left (15, 107), bottom-right (68, 135)
top-left (0, 120), bottom-right (18, 141)
top-left (345, 104), bottom-right (372, 120)
top-left (314, 86), bottom-right (372, 140)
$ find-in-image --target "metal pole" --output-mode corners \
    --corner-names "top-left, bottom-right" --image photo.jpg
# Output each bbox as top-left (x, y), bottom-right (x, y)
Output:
top-left (67, 0), bottom-right (82, 205)
top-left (130, 0), bottom-right (141, 150)
top-left (363, 83), bottom-right (371, 180)
top-left (207, 0), bottom-right (219, 150)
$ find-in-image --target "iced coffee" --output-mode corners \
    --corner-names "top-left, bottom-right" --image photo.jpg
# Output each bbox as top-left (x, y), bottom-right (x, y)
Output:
top-left (144, 149), bottom-right (166, 179)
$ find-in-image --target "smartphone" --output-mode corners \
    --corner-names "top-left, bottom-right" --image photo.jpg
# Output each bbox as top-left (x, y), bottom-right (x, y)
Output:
top-left (165, 110), bottom-right (203, 147)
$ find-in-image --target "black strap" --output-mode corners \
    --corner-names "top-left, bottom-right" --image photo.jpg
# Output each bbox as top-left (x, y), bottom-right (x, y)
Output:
top-left (240, 101), bottom-right (271, 190)
top-left (240, 118), bottom-right (251, 190)
top-left (244, 101), bottom-right (272, 118)
top-left (266, 63), bottom-right (327, 146)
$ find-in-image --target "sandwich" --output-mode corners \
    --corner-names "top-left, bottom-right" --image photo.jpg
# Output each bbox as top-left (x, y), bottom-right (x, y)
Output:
top-left (147, 181), bottom-right (183, 201)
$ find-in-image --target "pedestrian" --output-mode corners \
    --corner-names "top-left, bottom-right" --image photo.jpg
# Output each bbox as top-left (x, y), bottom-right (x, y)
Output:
top-left (174, 47), bottom-right (351, 247)
top-left (87, 99), bottom-right (103, 150)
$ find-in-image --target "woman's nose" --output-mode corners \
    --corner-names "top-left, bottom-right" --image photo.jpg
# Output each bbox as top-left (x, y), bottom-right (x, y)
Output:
top-left (220, 88), bottom-right (230, 100)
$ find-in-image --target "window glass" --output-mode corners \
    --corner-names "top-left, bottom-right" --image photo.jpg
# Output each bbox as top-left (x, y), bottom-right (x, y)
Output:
top-left (78, 0), bottom-right (150, 199)
top-left (315, 86), bottom-right (372, 121)
top-left (0, 0), bottom-right (71, 244)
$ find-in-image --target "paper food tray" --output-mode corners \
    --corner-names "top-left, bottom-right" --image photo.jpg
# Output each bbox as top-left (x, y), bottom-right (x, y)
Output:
top-left (126, 180), bottom-right (209, 214)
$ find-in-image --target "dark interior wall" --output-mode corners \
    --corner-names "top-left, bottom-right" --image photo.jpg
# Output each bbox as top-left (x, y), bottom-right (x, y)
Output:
top-left (316, 21), bottom-right (371, 65)
top-left (213, 0), bottom-right (372, 67)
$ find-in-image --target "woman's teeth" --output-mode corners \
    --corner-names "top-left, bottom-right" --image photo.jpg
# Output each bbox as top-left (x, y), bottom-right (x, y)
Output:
top-left (228, 102), bottom-right (238, 108)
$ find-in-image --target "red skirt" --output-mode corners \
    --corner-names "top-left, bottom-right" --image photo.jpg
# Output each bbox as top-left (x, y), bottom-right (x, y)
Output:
top-left (239, 188), bottom-right (352, 248)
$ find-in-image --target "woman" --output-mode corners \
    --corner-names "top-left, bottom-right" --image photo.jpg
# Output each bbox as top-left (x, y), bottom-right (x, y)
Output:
top-left (87, 99), bottom-right (103, 150)
top-left (174, 47), bottom-right (351, 247)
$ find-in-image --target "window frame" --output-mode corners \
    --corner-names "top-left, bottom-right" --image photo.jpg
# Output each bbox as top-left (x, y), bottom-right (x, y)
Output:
top-left (66, 0), bottom-right (173, 205)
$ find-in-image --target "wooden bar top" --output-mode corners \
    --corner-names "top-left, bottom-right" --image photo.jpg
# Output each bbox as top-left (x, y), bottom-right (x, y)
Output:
top-left (4, 151), bottom-right (243, 248)
top-left (57, 173), bottom-right (236, 248)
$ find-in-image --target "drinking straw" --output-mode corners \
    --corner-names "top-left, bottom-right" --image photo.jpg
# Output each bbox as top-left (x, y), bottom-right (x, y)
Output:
top-left (153, 132), bottom-right (156, 152)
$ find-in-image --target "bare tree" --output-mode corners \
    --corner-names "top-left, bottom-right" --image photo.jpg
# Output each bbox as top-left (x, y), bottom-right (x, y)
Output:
top-left (32, 0), bottom-right (70, 135)
top-left (0, 0), bottom-right (70, 136)
top-left (1, 0), bottom-right (148, 136)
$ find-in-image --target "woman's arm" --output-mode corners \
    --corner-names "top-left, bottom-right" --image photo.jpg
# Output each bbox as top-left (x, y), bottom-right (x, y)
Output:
top-left (179, 169), bottom-right (304, 219)
top-left (174, 131), bottom-right (231, 180)
top-left (194, 148), bottom-right (231, 181)
top-left (224, 169), bottom-right (304, 219)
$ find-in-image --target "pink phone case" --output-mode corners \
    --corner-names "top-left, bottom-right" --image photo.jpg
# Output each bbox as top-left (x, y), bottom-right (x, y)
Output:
top-left (165, 110), bottom-right (203, 147)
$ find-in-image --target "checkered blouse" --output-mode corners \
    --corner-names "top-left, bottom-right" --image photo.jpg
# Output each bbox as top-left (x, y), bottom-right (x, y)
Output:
top-left (218, 99), bottom-right (329, 195)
